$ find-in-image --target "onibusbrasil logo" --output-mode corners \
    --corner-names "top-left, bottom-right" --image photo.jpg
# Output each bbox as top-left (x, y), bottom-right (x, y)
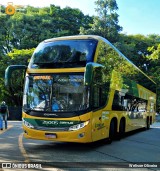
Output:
top-left (2, 2), bottom-right (24, 15)
top-left (5, 2), bottom-right (15, 15)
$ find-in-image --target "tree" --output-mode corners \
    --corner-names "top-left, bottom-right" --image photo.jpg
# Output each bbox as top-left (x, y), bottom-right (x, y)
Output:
top-left (80, 0), bottom-right (122, 43)
top-left (50, 5), bottom-right (93, 37)
top-left (115, 34), bottom-right (160, 71)
top-left (0, 5), bottom-right (93, 54)
top-left (0, 48), bottom-right (34, 106)
top-left (147, 44), bottom-right (160, 60)
top-left (0, 15), bottom-right (13, 55)
top-left (147, 45), bottom-right (160, 112)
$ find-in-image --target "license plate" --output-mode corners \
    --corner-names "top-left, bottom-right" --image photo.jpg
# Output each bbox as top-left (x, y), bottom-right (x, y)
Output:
top-left (45, 133), bottom-right (57, 139)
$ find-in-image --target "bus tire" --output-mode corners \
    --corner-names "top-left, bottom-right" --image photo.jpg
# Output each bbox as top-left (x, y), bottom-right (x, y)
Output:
top-left (150, 117), bottom-right (152, 125)
top-left (146, 117), bottom-right (150, 130)
top-left (108, 120), bottom-right (116, 144)
top-left (118, 119), bottom-right (125, 140)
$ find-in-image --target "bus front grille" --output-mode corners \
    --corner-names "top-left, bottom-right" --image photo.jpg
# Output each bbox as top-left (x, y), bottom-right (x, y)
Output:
top-left (34, 126), bottom-right (69, 132)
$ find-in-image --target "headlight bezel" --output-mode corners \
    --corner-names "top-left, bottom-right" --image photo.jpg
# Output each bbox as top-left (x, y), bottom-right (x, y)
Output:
top-left (69, 120), bottom-right (89, 131)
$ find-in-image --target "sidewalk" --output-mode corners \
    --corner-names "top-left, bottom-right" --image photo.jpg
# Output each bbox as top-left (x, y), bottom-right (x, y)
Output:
top-left (0, 125), bottom-right (13, 135)
top-left (0, 121), bottom-right (22, 134)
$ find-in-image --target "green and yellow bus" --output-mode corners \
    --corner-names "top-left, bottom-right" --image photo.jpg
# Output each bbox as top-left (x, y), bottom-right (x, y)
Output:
top-left (5, 35), bottom-right (157, 143)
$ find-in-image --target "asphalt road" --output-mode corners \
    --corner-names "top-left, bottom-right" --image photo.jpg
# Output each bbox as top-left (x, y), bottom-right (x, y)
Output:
top-left (0, 118), bottom-right (160, 171)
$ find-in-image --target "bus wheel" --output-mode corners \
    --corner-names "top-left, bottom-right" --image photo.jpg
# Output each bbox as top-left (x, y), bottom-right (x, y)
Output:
top-left (118, 119), bottom-right (125, 140)
top-left (150, 117), bottom-right (152, 125)
top-left (146, 117), bottom-right (150, 130)
top-left (108, 120), bottom-right (116, 144)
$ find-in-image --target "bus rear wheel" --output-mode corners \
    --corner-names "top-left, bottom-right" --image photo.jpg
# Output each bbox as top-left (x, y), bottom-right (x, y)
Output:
top-left (118, 119), bottom-right (125, 140)
top-left (108, 119), bottom-right (117, 144)
top-left (146, 117), bottom-right (150, 130)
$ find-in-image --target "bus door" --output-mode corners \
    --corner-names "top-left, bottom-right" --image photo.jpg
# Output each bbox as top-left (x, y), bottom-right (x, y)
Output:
top-left (92, 109), bottom-right (103, 141)
top-left (91, 81), bottom-right (109, 141)
top-left (91, 109), bottom-right (109, 142)
top-left (84, 63), bottom-right (109, 142)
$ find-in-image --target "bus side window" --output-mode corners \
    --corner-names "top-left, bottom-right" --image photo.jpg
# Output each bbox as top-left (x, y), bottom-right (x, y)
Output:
top-left (93, 85), bottom-right (107, 109)
top-left (93, 86), bottom-right (100, 108)
top-left (92, 69), bottom-right (108, 110)
top-left (112, 90), bottom-right (124, 111)
top-left (150, 102), bottom-right (155, 112)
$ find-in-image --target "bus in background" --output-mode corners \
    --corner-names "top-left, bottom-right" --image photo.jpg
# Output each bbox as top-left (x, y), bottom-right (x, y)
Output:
top-left (5, 35), bottom-right (157, 143)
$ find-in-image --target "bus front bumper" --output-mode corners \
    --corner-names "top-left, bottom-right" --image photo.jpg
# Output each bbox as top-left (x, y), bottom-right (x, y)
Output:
top-left (23, 125), bottom-right (92, 143)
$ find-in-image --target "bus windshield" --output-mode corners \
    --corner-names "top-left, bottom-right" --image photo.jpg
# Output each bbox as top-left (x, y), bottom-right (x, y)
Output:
top-left (29, 39), bottom-right (97, 68)
top-left (23, 74), bottom-right (90, 113)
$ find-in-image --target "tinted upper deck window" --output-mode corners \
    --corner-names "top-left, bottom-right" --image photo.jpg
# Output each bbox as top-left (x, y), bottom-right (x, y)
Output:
top-left (29, 39), bottom-right (98, 68)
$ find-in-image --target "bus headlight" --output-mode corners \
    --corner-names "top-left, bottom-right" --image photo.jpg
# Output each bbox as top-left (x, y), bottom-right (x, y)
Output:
top-left (23, 119), bottom-right (34, 129)
top-left (69, 120), bottom-right (89, 131)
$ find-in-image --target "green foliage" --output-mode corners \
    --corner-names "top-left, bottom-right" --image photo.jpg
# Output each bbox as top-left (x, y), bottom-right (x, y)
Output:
top-left (7, 48), bottom-right (35, 64)
top-left (0, 15), bottom-right (13, 54)
top-left (146, 44), bottom-right (160, 112)
top-left (0, 48), bottom-right (34, 106)
top-left (147, 44), bottom-right (160, 60)
top-left (80, 0), bottom-right (122, 43)
top-left (50, 5), bottom-right (93, 36)
top-left (115, 34), bottom-right (160, 71)
top-left (0, 5), bottom-right (93, 54)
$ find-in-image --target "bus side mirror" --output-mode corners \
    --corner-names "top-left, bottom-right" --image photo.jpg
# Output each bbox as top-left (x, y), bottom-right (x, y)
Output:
top-left (5, 65), bottom-right (27, 87)
top-left (84, 62), bottom-right (104, 86)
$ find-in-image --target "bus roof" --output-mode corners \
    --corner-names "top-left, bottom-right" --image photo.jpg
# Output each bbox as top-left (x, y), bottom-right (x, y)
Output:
top-left (44, 35), bottom-right (102, 43)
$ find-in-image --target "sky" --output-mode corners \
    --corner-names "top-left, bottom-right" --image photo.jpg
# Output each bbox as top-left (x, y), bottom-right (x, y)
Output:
top-left (1, 0), bottom-right (160, 35)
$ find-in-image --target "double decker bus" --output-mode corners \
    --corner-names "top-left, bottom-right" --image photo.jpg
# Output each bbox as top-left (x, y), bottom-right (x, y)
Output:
top-left (5, 35), bottom-right (157, 143)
